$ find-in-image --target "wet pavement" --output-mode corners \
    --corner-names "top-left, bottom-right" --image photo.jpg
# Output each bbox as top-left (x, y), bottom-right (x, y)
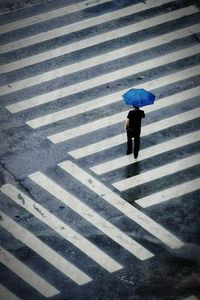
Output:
top-left (0, 0), bottom-right (200, 299)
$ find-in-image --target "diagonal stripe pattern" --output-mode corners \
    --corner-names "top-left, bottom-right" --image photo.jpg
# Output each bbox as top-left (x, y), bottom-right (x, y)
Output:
top-left (1, 23), bottom-right (199, 97)
top-left (0, 211), bottom-right (92, 285)
top-left (112, 153), bottom-right (200, 191)
top-left (28, 172), bottom-right (154, 260)
top-left (58, 161), bottom-right (184, 250)
top-left (0, 0), bottom-right (174, 54)
top-left (0, 284), bottom-right (22, 300)
top-left (0, 0), bottom-right (200, 298)
top-left (68, 107), bottom-right (200, 158)
top-left (135, 178), bottom-right (200, 208)
top-left (1, 5), bottom-right (198, 74)
top-left (90, 130), bottom-right (200, 175)
top-left (5, 45), bottom-right (200, 113)
top-left (0, 0), bottom-right (111, 35)
top-left (0, 184), bottom-right (123, 273)
top-left (0, 247), bottom-right (60, 297)
top-left (47, 85), bottom-right (200, 143)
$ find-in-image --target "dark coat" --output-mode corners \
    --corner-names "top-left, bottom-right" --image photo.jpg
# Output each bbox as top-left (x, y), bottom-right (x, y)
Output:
top-left (127, 109), bottom-right (145, 137)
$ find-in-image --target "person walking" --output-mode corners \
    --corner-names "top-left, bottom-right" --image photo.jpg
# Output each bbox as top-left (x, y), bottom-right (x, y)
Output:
top-left (124, 106), bottom-right (145, 158)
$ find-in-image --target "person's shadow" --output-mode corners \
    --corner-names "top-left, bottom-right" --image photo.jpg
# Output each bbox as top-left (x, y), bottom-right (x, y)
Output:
top-left (124, 159), bottom-right (140, 178)
top-left (123, 160), bottom-right (143, 204)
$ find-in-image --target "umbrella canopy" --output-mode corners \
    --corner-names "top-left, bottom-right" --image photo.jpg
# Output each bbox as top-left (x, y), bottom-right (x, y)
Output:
top-left (122, 88), bottom-right (155, 107)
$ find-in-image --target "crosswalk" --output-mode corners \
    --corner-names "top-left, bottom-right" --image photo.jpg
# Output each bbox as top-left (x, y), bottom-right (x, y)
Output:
top-left (0, 0), bottom-right (111, 35)
top-left (1, 0), bottom-right (178, 54)
top-left (90, 130), bottom-right (200, 174)
top-left (0, 0), bottom-right (200, 299)
top-left (58, 160), bottom-right (183, 249)
top-left (1, 1), bottom-right (198, 73)
top-left (0, 284), bottom-right (22, 300)
top-left (0, 211), bottom-right (92, 285)
top-left (5, 44), bottom-right (200, 113)
top-left (68, 106), bottom-right (200, 158)
top-left (0, 246), bottom-right (60, 297)
top-left (0, 184), bottom-right (123, 274)
top-left (112, 153), bottom-right (200, 191)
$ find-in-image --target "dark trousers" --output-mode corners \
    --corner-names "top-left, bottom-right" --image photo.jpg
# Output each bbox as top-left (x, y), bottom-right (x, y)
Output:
top-left (127, 129), bottom-right (140, 157)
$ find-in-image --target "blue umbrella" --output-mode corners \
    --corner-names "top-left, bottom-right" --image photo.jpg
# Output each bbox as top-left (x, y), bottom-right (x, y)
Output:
top-left (122, 88), bottom-right (155, 107)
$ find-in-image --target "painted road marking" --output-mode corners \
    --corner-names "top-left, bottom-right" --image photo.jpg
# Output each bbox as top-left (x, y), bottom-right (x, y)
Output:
top-left (112, 153), bottom-right (200, 191)
top-left (47, 85), bottom-right (200, 143)
top-left (6, 44), bottom-right (200, 114)
top-left (0, 247), bottom-right (59, 297)
top-left (69, 107), bottom-right (200, 159)
top-left (135, 178), bottom-right (200, 208)
top-left (58, 161), bottom-right (183, 249)
top-left (0, 0), bottom-right (177, 54)
top-left (0, 284), bottom-right (21, 300)
top-left (0, 0), bottom-right (111, 34)
top-left (0, 184), bottom-right (122, 273)
top-left (91, 130), bottom-right (200, 175)
top-left (0, 211), bottom-right (92, 285)
top-left (26, 66), bottom-right (200, 129)
top-left (1, 23), bottom-right (199, 97)
top-left (29, 172), bottom-right (153, 260)
top-left (1, 5), bottom-right (197, 74)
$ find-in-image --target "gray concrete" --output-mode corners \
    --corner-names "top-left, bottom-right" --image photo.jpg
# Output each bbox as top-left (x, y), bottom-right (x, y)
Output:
top-left (0, 0), bottom-right (200, 299)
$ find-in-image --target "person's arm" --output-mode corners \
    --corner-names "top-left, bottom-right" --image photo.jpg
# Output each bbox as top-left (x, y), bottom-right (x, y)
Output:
top-left (124, 118), bottom-right (129, 130)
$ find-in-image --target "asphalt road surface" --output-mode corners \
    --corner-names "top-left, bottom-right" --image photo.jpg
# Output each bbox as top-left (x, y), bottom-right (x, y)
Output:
top-left (0, 0), bottom-right (200, 299)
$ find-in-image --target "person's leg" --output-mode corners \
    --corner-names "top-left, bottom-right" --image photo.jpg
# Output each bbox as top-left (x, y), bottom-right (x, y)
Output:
top-left (134, 136), bottom-right (140, 158)
top-left (127, 130), bottom-right (132, 154)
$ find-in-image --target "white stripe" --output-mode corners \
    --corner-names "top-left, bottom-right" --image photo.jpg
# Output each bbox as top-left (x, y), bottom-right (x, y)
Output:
top-left (2, 23), bottom-right (199, 97)
top-left (136, 178), bottom-right (200, 208)
top-left (0, 284), bottom-right (21, 300)
top-left (0, 0), bottom-right (176, 54)
top-left (0, 212), bottom-right (92, 285)
top-left (69, 107), bottom-right (200, 159)
top-left (1, 5), bottom-right (197, 74)
top-left (59, 160), bottom-right (183, 249)
top-left (6, 44), bottom-right (200, 114)
top-left (91, 130), bottom-right (200, 175)
top-left (47, 85), bottom-right (200, 143)
top-left (0, 247), bottom-right (59, 297)
top-left (29, 172), bottom-right (153, 260)
top-left (0, 184), bottom-right (122, 273)
top-left (48, 111), bottom-right (129, 143)
top-left (113, 153), bottom-right (200, 191)
top-left (0, 0), bottom-right (110, 35)
top-left (26, 66), bottom-right (200, 129)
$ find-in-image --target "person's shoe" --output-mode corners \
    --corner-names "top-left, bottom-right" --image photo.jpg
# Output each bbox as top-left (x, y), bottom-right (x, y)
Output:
top-left (134, 153), bottom-right (138, 159)
top-left (127, 151), bottom-right (132, 155)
